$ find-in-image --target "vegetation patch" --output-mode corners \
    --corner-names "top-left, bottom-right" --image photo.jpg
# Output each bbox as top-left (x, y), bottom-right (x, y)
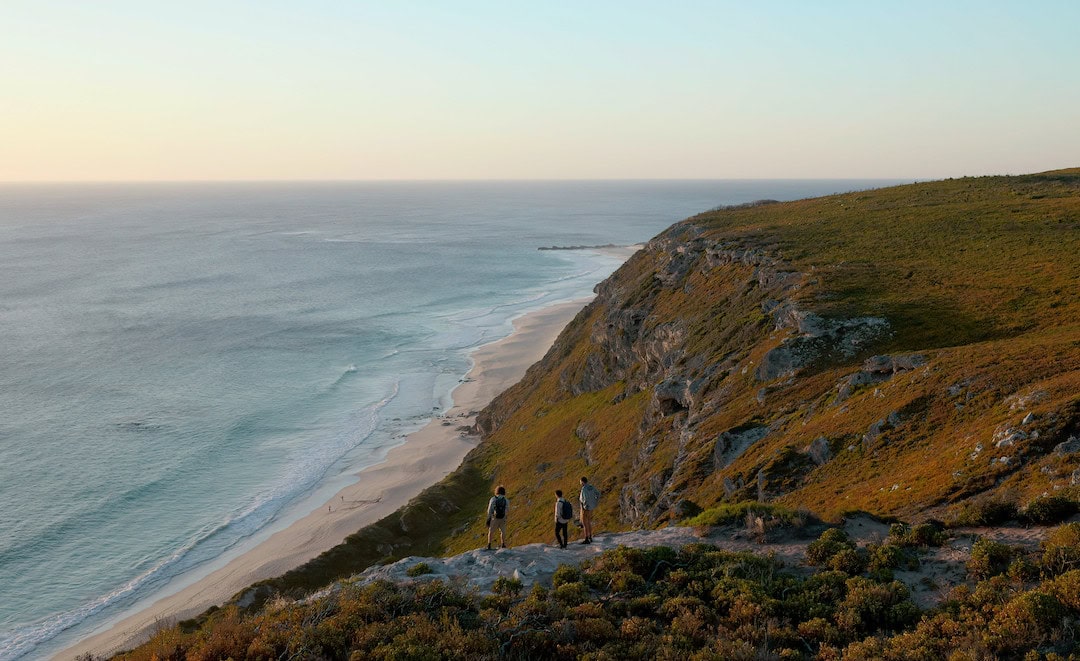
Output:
top-left (112, 542), bottom-right (1080, 661)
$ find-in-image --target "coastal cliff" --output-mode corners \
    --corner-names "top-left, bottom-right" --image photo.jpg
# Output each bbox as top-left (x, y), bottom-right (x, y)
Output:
top-left (109, 170), bottom-right (1080, 659)
top-left (461, 170), bottom-right (1080, 549)
top-left (234, 169), bottom-right (1079, 602)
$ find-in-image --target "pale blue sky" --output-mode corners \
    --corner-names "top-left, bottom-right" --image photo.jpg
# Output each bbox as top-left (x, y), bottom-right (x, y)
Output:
top-left (2, 1), bottom-right (1077, 180)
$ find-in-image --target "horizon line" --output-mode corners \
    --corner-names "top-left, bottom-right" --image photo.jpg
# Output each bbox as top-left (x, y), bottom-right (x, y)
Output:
top-left (0, 176), bottom-right (934, 185)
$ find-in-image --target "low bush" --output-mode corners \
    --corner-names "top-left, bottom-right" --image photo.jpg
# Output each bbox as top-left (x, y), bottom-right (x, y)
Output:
top-left (867, 542), bottom-right (919, 572)
top-left (829, 548), bottom-right (868, 575)
top-left (491, 576), bottom-right (522, 596)
top-left (1023, 493), bottom-right (1078, 525)
top-left (967, 538), bottom-right (1016, 579)
top-left (1040, 522), bottom-right (1080, 576)
top-left (806, 528), bottom-right (855, 566)
top-left (948, 497), bottom-right (1018, 527)
top-left (406, 562), bottom-right (433, 577)
top-left (889, 521), bottom-right (948, 547)
top-left (551, 564), bottom-right (581, 587)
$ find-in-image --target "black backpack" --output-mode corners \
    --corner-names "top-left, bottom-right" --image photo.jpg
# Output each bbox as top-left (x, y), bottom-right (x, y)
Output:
top-left (493, 496), bottom-right (507, 519)
top-left (560, 499), bottom-right (573, 521)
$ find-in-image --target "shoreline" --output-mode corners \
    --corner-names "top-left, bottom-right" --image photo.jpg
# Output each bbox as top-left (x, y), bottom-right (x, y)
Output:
top-left (58, 296), bottom-right (598, 660)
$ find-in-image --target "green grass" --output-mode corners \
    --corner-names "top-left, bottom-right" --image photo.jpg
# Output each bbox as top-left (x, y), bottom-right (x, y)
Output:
top-left (683, 501), bottom-right (800, 527)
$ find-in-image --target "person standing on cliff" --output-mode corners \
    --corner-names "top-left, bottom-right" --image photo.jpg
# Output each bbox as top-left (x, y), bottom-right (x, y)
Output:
top-left (486, 485), bottom-right (510, 550)
top-left (578, 476), bottom-right (600, 544)
top-left (554, 489), bottom-right (573, 548)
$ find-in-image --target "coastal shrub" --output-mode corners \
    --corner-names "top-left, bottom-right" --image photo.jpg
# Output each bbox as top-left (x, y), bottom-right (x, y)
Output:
top-left (1023, 493), bottom-right (1078, 524)
top-left (1006, 556), bottom-right (1040, 584)
top-left (949, 497), bottom-right (1018, 527)
top-left (967, 538), bottom-right (1016, 579)
top-left (834, 577), bottom-right (918, 635)
top-left (551, 564), bottom-right (582, 587)
top-left (1042, 570), bottom-right (1080, 611)
top-left (829, 548), bottom-right (868, 575)
top-left (491, 576), bottom-right (522, 596)
top-left (989, 591), bottom-right (1067, 650)
top-left (608, 570), bottom-right (647, 593)
top-left (866, 542), bottom-right (919, 574)
top-left (553, 581), bottom-right (589, 606)
top-left (1040, 523), bottom-right (1080, 576)
top-left (806, 528), bottom-right (856, 566)
top-left (889, 522), bottom-right (947, 547)
top-left (406, 562), bottom-right (433, 577)
top-left (116, 538), bottom-right (1080, 661)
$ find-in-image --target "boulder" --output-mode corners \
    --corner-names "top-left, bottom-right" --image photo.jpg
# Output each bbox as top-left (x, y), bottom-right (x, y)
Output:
top-left (806, 436), bottom-right (832, 465)
top-left (723, 477), bottom-right (744, 498)
top-left (835, 370), bottom-right (887, 403)
top-left (1054, 437), bottom-right (1080, 456)
top-left (653, 377), bottom-right (691, 415)
top-left (713, 425), bottom-right (770, 469)
top-left (757, 314), bottom-right (891, 382)
top-left (863, 418), bottom-right (891, 445)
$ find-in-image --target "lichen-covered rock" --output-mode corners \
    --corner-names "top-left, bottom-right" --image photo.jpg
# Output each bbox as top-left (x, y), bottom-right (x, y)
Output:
top-left (651, 375), bottom-right (709, 417)
top-left (723, 477), bottom-right (744, 498)
top-left (806, 436), bottom-right (833, 465)
top-left (757, 314), bottom-right (892, 381)
top-left (836, 370), bottom-right (888, 403)
top-left (713, 425), bottom-right (771, 469)
top-left (652, 377), bottom-right (690, 416)
top-left (994, 427), bottom-right (1028, 449)
top-left (863, 418), bottom-right (893, 446)
top-left (1054, 437), bottom-right (1080, 456)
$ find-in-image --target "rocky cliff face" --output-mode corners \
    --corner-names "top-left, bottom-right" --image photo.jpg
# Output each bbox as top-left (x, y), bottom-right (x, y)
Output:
top-left (454, 173), bottom-right (1080, 549)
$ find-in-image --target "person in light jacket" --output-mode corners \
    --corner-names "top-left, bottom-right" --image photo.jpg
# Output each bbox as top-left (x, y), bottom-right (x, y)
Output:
top-left (486, 485), bottom-right (510, 550)
top-left (578, 476), bottom-right (600, 544)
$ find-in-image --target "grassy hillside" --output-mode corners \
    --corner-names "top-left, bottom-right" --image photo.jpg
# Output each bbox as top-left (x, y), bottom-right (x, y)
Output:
top-left (433, 170), bottom-right (1080, 554)
top-left (110, 170), bottom-right (1080, 658)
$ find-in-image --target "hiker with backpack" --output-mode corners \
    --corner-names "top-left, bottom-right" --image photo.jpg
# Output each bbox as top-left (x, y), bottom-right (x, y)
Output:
top-left (578, 476), bottom-right (600, 544)
top-left (485, 485), bottom-right (510, 550)
top-left (554, 489), bottom-right (573, 548)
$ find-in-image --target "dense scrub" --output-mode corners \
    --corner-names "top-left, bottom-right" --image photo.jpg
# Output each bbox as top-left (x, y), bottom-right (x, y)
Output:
top-left (111, 533), bottom-right (1080, 660)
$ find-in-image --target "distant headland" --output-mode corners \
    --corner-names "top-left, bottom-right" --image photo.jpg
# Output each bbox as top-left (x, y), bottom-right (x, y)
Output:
top-left (537, 243), bottom-right (626, 251)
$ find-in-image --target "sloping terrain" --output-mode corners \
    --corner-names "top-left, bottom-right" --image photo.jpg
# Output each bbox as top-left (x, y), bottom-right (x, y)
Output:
top-left (443, 169), bottom-right (1080, 553)
top-left (243, 170), bottom-right (1080, 601)
top-left (108, 170), bottom-right (1080, 659)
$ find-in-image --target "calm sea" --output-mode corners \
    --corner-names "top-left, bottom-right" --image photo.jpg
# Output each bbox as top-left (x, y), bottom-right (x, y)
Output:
top-left (0, 180), bottom-right (900, 659)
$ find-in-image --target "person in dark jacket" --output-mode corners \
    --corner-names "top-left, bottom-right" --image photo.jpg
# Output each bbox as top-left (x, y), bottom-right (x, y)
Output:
top-left (554, 489), bottom-right (572, 548)
top-left (486, 485), bottom-right (510, 550)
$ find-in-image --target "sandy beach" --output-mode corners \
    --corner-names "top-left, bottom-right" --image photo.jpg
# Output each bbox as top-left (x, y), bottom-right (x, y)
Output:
top-left (60, 295), bottom-right (600, 659)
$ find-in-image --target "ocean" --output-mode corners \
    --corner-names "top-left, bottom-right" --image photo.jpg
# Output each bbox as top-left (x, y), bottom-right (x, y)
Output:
top-left (0, 180), bottom-right (900, 659)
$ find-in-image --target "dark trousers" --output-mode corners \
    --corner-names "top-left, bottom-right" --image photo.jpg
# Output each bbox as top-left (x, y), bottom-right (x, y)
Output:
top-left (555, 521), bottom-right (568, 547)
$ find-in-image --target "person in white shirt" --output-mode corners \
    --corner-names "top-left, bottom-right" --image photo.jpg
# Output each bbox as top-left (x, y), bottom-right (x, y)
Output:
top-left (486, 485), bottom-right (510, 550)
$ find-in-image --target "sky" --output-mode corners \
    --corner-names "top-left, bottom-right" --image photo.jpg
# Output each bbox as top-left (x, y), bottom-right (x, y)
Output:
top-left (1, 1), bottom-right (1078, 181)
